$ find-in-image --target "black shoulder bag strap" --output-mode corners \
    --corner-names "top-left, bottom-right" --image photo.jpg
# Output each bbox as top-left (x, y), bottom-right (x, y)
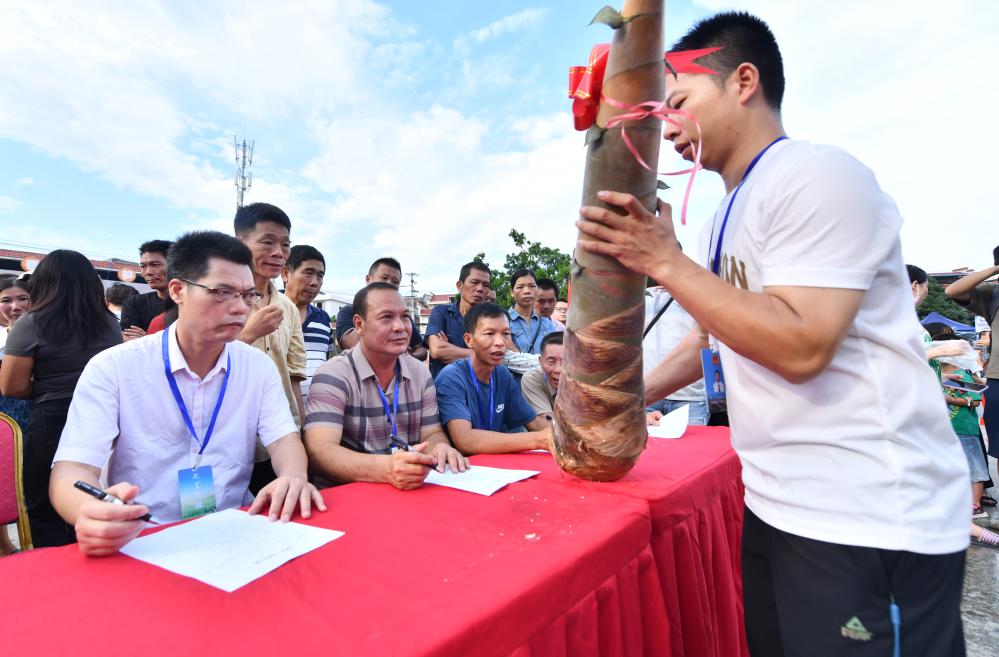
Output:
top-left (643, 297), bottom-right (675, 339)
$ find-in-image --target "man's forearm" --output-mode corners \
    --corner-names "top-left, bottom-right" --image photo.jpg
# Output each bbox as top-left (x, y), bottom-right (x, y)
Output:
top-left (945, 266), bottom-right (999, 301)
top-left (49, 461), bottom-right (102, 525)
top-left (645, 329), bottom-right (708, 404)
top-left (267, 433), bottom-right (310, 478)
top-left (450, 426), bottom-right (538, 455)
top-left (314, 441), bottom-right (392, 484)
top-left (430, 342), bottom-right (472, 363)
top-left (651, 255), bottom-right (861, 383)
top-left (339, 330), bottom-right (359, 350)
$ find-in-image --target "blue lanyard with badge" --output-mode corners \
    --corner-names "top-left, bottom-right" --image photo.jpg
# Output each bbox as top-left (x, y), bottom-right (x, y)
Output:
top-left (701, 136), bottom-right (788, 413)
top-left (162, 329), bottom-right (230, 519)
top-left (375, 361), bottom-right (406, 452)
top-left (467, 358), bottom-right (494, 430)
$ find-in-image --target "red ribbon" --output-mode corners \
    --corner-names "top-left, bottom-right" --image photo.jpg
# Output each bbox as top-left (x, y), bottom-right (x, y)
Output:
top-left (601, 97), bottom-right (702, 226)
top-left (568, 45), bottom-right (721, 131)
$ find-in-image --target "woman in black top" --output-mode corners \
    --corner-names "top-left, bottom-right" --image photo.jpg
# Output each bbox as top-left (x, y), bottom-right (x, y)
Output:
top-left (0, 251), bottom-right (122, 546)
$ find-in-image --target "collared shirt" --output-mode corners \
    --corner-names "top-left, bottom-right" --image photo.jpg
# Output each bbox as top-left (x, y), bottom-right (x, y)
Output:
top-left (520, 366), bottom-right (556, 416)
top-left (54, 322), bottom-right (297, 523)
top-left (249, 282), bottom-right (307, 427)
top-left (507, 308), bottom-right (557, 355)
top-left (304, 345), bottom-right (441, 455)
top-left (300, 303), bottom-right (333, 401)
top-left (642, 288), bottom-right (705, 402)
top-left (426, 301), bottom-right (466, 378)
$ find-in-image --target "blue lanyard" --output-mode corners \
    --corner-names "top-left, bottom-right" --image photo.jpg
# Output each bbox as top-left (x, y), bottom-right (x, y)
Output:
top-left (161, 328), bottom-right (231, 465)
top-left (467, 358), bottom-right (494, 431)
top-left (375, 362), bottom-right (401, 440)
top-left (707, 136), bottom-right (788, 275)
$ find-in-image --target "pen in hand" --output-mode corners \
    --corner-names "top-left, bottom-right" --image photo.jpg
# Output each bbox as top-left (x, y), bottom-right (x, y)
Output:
top-left (73, 480), bottom-right (159, 524)
top-left (389, 436), bottom-right (440, 471)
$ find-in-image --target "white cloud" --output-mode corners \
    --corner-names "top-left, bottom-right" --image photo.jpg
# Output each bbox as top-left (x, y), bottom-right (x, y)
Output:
top-left (303, 105), bottom-right (585, 293)
top-left (0, 196), bottom-right (20, 213)
top-left (689, 0), bottom-right (999, 270)
top-left (468, 8), bottom-right (549, 44)
top-left (15, 177), bottom-right (34, 186)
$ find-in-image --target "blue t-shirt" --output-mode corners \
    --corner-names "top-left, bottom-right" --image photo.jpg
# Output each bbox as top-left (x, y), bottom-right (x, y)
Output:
top-left (436, 358), bottom-right (537, 432)
top-left (426, 302), bottom-right (466, 378)
top-left (507, 308), bottom-right (558, 354)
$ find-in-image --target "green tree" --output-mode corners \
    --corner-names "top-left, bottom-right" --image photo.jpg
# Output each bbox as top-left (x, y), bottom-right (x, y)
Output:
top-left (918, 277), bottom-right (973, 325)
top-left (473, 230), bottom-right (571, 309)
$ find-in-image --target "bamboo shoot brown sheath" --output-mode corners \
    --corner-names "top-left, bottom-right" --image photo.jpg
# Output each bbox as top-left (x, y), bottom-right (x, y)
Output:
top-left (552, 0), bottom-right (664, 481)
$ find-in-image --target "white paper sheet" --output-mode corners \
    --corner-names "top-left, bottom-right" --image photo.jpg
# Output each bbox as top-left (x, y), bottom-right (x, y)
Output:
top-left (647, 403), bottom-right (689, 439)
top-left (119, 508), bottom-right (344, 592)
top-left (424, 464), bottom-right (539, 496)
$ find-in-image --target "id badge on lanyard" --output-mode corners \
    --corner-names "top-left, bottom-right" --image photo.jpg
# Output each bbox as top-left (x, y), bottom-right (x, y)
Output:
top-left (701, 341), bottom-right (727, 414)
top-left (163, 329), bottom-right (228, 519)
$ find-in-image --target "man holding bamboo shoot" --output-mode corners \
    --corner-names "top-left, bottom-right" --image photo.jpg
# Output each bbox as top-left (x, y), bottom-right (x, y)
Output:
top-left (576, 11), bottom-right (969, 657)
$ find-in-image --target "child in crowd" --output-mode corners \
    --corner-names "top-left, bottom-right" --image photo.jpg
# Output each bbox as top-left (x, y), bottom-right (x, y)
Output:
top-left (929, 328), bottom-right (999, 547)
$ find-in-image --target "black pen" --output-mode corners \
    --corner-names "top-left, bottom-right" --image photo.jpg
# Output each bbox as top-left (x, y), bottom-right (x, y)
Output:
top-left (389, 437), bottom-right (440, 471)
top-left (73, 480), bottom-right (158, 524)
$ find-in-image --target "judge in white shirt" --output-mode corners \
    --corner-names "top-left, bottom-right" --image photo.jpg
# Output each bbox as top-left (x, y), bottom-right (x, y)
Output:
top-left (50, 230), bottom-right (325, 557)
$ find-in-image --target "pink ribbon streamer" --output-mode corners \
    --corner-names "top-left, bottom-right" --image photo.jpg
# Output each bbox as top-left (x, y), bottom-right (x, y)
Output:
top-left (602, 95), bottom-right (702, 225)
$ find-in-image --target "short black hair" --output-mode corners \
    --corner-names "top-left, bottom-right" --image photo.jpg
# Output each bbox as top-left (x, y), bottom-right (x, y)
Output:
top-left (233, 202), bottom-right (292, 235)
top-left (906, 264), bottom-right (928, 285)
top-left (536, 278), bottom-right (559, 296)
top-left (168, 231), bottom-right (253, 283)
top-left (510, 268), bottom-right (537, 289)
top-left (464, 302), bottom-right (506, 333)
top-left (459, 261), bottom-right (491, 284)
top-left (925, 323), bottom-right (955, 341)
top-left (353, 281), bottom-right (399, 320)
top-left (672, 12), bottom-right (785, 111)
top-left (993, 245), bottom-right (999, 266)
top-left (106, 283), bottom-right (138, 306)
top-left (139, 240), bottom-right (173, 257)
top-left (540, 330), bottom-right (564, 353)
top-left (288, 245), bottom-right (325, 271)
top-left (368, 257), bottom-right (401, 276)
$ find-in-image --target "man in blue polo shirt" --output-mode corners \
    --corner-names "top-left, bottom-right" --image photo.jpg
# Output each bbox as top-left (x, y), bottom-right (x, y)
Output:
top-left (426, 261), bottom-right (491, 378)
top-left (436, 303), bottom-right (552, 454)
top-left (507, 268), bottom-right (558, 354)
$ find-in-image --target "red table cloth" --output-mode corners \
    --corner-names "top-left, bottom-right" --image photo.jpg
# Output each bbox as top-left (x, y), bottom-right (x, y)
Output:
top-left (475, 426), bottom-right (748, 657)
top-left (0, 427), bottom-right (744, 657)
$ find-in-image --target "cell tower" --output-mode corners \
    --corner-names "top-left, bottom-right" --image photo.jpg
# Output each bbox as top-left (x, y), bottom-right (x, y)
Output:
top-left (234, 136), bottom-right (255, 208)
top-left (407, 272), bottom-right (420, 317)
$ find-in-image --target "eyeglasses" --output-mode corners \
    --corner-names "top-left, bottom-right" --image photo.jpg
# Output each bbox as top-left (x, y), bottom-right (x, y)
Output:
top-left (181, 279), bottom-right (263, 306)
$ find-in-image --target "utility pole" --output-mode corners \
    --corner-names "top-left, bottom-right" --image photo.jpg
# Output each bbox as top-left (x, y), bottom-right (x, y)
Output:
top-left (234, 136), bottom-right (255, 208)
top-left (407, 272), bottom-right (419, 318)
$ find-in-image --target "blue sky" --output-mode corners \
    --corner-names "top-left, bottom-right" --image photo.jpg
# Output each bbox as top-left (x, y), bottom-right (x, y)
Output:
top-left (1, 0), bottom-right (996, 297)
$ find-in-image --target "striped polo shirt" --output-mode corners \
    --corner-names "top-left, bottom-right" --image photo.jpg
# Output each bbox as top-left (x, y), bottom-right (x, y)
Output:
top-left (301, 304), bottom-right (333, 400)
top-left (304, 345), bottom-right (441, 455)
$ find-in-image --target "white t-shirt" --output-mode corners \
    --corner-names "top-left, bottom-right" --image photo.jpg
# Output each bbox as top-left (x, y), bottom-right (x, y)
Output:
top-left (55, 323), bottom-right (298, 523)
top-left (700, 139), bottom-right (969, 554)
top-left (642, 288), bottom-right (705, 401)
